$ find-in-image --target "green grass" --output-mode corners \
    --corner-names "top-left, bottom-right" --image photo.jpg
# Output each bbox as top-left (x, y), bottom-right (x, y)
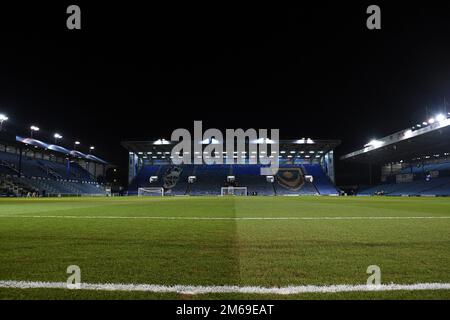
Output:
top-left (0, 196), bottom-right (449, 299)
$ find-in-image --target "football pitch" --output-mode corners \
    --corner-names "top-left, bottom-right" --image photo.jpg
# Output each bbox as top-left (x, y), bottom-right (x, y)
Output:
top-left (0, 196), bottom-right (449, 300)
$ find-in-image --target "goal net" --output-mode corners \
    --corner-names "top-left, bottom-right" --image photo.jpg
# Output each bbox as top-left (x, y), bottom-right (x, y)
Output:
top-left (138, 187), bottom-right (164, 196)
top-left (221, 186), bottom-right (248, 196)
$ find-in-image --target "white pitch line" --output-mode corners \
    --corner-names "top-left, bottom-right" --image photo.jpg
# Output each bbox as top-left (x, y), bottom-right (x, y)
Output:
top-left (0, 215), bottom-right (449, 221)
top-left (0, 280), bottom-right (450, 294)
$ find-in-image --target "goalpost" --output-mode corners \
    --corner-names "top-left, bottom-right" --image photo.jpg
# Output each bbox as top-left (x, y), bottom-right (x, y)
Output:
top-left (138, 187), bottom-right (164, 196)
top-left (221, 186), bottom-right (248, 196)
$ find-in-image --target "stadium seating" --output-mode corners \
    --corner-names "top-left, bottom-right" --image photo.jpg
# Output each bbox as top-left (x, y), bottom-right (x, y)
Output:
top-left (190, 164), bottom-right (231, 195)
top-left (0, 150), bottom-right (106, 196)
top-left (358, 176), bottom-right (450, 196)
top-left (400, 161), bottom-right (450, 174)
top-left (231, 165), bottom-right (275, 195)
top-left (129, 162), bottom-right (338, 196)
top-left (302, 164), bottom-right (339, 195)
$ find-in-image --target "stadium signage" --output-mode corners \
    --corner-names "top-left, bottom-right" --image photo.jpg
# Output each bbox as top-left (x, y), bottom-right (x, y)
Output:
top-left (171, 121), bottom-right (279, 175)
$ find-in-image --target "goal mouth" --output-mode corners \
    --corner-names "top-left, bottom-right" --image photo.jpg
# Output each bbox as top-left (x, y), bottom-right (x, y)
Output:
top-left (138, 187), bottom-right (164, 196)
top-left (220, 187), bottom-right (248, 196)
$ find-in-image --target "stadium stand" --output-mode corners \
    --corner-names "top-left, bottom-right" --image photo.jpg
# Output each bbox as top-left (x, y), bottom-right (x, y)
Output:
top-left (128, 163), bottom-right (337, 196)
top-left (303, 164), bottom-right (339, 195)
top-left (190, 164), bottom-right (230, 196)
top-left (0, 150), bottom-right (106, 196)
top-left (123, 138), bottom-right (341, 197)
top-left (359, 176), bottom-right (450, 196)
top-left (342, 114), bottom-right (450, 197)
top-left (231, 165), bottom-right (275, 195)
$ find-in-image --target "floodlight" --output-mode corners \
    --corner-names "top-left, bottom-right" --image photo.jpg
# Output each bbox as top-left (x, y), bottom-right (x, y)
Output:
top-left (154, 139), bottom-right (170, 145)
top-left (364, 139), bottom-right (383, 148)
top-left (436, 114), bottom-right (446, 122)
top-left (428, 117), bottom-right (435, 124)
top-left (30, 125), bottom-right (40, 138)
top-left (404, 129), bottom-right (413, 138)
top-left (0, 114), bottom-right (8, 131)
top-left (75, 141), bottom-right (80, 145)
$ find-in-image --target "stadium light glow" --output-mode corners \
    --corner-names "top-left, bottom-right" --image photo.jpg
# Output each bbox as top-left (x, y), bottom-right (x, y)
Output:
top-left (428, 117), bottom-right (435, 124)
top-left (75, 141), bottom-right (80, 145)
top-left (30, 125), bottom-right (39, 138)
top-left (364, 139), bottom-right (383, 148)
top-left (436, 114), bottom-right (446, 122)
top-left (200, 138), bottom-right (220, 144)
top-left (404, 129), bottom-right (413, 138)
top-left (0, 114), bottom-right (8, 131)
top-left (154, 139), bottom-right (170, 145)
top-left (53, 133), bottom-right (62, 144)
top-left (253, 138), bottom-right (275, 144)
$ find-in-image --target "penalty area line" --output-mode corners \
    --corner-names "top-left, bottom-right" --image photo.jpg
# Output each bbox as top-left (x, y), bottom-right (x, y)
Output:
top-left (0, 280), bottom-right (450, 294)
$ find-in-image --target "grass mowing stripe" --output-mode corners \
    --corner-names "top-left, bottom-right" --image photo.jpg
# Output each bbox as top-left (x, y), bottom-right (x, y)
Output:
top-left (1, 280), bottom-right (450, 294)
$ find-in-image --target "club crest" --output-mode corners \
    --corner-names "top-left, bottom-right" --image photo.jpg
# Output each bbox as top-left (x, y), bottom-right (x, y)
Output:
top-left (275, 167), bottom-right (305, 191)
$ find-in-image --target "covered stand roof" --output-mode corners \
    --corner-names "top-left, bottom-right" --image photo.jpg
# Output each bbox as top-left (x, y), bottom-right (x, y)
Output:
top-left (341, 118), bottom-right (450, 165)
top-left (15, 136), bottom-right (108, 164)
top-left (122, 138), bottom-right (341, 161)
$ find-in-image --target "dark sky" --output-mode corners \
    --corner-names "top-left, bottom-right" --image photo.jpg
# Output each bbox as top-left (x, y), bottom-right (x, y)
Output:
top-left (1, 2), bottom-right (450, 184)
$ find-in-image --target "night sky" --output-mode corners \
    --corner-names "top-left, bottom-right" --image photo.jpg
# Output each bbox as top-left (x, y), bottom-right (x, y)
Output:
top-left (1, 2), bottom-right (450, 185)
